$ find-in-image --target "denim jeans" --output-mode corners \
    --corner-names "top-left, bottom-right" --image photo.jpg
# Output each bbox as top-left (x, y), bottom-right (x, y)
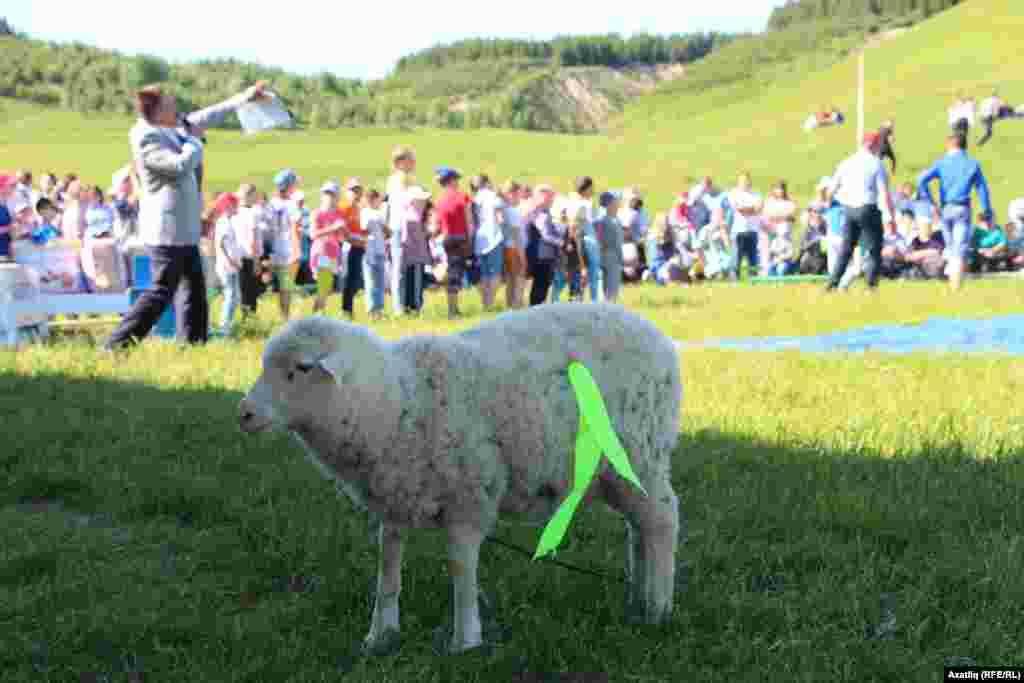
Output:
top-left (550, 267), bottom-right (582, 302)
top-left (732, 232), bottom-right (759, 278)
top-left (220, 271), bottom-right (240, 332)
top-left (105, 244), bottom-right (208, 349)
top-left (581, 236), bottom-right (603, 302)
top-left (940, 204), bottom-right (973, 262)
top-left (342, 246), bottom-right (365, 315)
top-left (364, 257), bottom-right (386, 314)
top-left (828, 205), bottom-right (884, 289)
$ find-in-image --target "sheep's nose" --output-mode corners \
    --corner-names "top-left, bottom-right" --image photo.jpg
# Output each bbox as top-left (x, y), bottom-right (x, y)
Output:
top-left (239, 400), bottom-right (256, 426)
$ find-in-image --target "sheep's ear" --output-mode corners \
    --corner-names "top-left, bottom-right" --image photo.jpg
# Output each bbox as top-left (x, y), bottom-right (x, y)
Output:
top-left (308, 353), bottom-right (346, 383)
top-left (296, 355), bottom-right (338, 382)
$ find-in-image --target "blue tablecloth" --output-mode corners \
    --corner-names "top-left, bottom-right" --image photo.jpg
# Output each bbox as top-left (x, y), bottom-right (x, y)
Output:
top-left (701, 316), bottom-right (1024, 355)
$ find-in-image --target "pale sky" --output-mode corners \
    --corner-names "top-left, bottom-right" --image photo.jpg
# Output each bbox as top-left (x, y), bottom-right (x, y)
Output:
top-left (5, 2), bottom-right (779, 80)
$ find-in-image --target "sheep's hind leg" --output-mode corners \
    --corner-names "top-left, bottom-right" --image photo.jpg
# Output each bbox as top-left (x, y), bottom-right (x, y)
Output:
top-left (446, 523), bottom-right (485, 654)
top-left (608, 473), bottom-right (679, 624)
top-left (363, 522), bottom-right (403, 655)
top-left (636, 485), bottom-right (679, 624)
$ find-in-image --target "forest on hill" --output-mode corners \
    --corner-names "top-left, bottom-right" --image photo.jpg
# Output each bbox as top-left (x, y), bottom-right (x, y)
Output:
top-left (766, 0), bottom-right (961, 30)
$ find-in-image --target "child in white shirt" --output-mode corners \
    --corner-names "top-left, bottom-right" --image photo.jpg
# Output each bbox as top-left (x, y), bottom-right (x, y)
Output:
top-left (361, 189), bottom-right (388, 318)
top-left (213, 194), bottom-right (244, 334)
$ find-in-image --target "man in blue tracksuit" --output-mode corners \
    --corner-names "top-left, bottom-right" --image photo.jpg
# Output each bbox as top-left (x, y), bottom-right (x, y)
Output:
top-left (917, 134), bottom-right (994, 291)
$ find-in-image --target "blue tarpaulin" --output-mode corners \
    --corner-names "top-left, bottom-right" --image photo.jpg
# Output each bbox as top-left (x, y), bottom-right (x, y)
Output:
top-left (687, 316), bottom-right (1024, 355)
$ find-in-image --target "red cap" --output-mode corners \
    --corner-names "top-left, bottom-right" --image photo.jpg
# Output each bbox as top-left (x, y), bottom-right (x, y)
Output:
top-left (863, 132), bottom-right (881, 146)
top-left (214, 192), bottom-right (239, 213)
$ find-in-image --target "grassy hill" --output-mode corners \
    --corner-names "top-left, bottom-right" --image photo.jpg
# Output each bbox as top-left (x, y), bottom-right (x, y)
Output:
top-left (613, 0), bottom-right (1023, 207)
top-left (3, 0), bottom-right (1021, 221)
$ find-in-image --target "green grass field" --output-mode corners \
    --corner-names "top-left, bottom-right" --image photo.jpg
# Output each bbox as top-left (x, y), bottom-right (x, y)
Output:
top-left (3, 280), bottom-right (1024, 682)
top-left (3, 1), bottom-right (1024, 679)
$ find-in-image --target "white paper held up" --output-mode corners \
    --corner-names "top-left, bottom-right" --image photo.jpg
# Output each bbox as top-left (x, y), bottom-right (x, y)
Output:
top-left (236, 92), bottom-right (294, 135)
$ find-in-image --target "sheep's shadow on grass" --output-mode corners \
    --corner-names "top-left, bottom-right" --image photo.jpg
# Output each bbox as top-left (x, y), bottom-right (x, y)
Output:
top-left (2, 369), bottom-right (1022, 680)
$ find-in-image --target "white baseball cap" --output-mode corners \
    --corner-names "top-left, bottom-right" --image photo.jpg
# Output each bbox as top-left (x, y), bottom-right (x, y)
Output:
top-left (817, 176), bottom-right (833, 191)
top-left (320, 181), bottom-right (340, 195)
top-left (407, 186), bottom-right (432, 202)
top-left (292, 191), bottom-right (305, 203)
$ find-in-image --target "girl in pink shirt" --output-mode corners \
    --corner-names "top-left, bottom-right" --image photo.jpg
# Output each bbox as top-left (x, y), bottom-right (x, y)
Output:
top-left (310, 183), bottom-right (346, 313)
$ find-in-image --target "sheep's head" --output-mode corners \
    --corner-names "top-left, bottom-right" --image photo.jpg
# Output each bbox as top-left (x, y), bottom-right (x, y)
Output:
top-left (239, 316), bottom-right (400, 435)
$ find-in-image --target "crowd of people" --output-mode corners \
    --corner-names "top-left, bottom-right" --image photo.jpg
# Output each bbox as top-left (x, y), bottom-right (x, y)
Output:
top-left (2, 79), bottom-right (1023, 349)
top-left (3, 151), bottom-right (1024, 332)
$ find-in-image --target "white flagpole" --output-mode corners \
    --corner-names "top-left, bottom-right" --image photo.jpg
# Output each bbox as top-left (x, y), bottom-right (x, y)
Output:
top-left (857, 52), bottom-right (865, 145)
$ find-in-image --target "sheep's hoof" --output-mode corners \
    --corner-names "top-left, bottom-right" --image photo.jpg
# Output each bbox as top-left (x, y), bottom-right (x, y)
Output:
top-left (360, 628), bottom-right (402, 657)
top-left (431, 593), bottom-right (507, 656)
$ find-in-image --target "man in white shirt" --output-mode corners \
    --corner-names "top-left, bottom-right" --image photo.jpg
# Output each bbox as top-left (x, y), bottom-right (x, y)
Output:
top-left (727, 172), bottom-right (763, 280)
top-left (949, 95), bottom-right (974, 149)
top-left (978, 89), bottom-right (1011, 147)
top-left (825, 132), bottom-right (896, 292)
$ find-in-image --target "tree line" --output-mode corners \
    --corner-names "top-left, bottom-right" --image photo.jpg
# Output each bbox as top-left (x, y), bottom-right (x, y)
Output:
top-left (767, 0), bottom-right (961, 31)
top-left (394, 33), bottom-right (732, 71)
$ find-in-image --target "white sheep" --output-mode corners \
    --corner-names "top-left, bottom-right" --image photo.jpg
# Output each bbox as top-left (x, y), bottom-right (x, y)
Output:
top-left (239, 303), bottom-right (682, 654)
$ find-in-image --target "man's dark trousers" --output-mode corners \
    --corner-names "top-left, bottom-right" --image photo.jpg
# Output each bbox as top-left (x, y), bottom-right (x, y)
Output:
top-left (978, 116), bottom-right (995, 146)
top-left (827, 205), bottom-right (884, 289)
top-left (530, 259), bottom-right (556, 306)
top-left (733, 232), bottom-right (759, 279)
top-left (106, 245), bottom-right (209, 349)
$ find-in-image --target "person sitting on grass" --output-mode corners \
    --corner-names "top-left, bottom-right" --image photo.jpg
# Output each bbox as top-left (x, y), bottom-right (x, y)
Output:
top-left (1004, 220), bottom-right (1024, 271)
top-left (0, 175), bottom-right (17, 259)
top-left (698, 207), bottom-right (733, 281)
top-left (676, 212), bottom-right (705, 283)
top-left (905, 220), bottom-right (946, 280)
top-left (644, 213), bottom-right (685, 286)
top-left (893, 182), bottom-right (916, 215)
top-left (767, 223), bottom-right (796, 277)
top-left (969, 212), bottom-right (1009, 273)
top-left (797, 207), bottom-right (828, 275)
top-left (880, 213), bottom-right (910, 279)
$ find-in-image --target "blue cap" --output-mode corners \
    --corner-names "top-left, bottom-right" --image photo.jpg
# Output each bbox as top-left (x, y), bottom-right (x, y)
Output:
top-left (435, 166), bottom-right (461, 184)
top-left (599, 191), bottom-right (622, 208)
top-left (273, 169), bottom-right (298, 190)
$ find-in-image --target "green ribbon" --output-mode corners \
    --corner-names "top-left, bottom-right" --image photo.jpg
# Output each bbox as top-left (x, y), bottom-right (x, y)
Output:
top-left (534, 361), bottom-right (648, 560)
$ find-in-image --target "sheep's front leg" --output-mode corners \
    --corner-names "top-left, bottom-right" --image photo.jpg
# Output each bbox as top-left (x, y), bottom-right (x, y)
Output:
top-left (363, 522), bottom-right (403, 654)
top-left (446, 523), bottom-right (484, 653)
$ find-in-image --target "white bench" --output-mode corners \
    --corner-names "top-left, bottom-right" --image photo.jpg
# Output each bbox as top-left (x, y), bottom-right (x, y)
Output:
top-left (0, 263), bottom-right (132, 348)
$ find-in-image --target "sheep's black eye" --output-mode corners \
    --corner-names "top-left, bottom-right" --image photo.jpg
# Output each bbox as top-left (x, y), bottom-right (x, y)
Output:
top-left (287, 371), bottom-right (295, 382)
